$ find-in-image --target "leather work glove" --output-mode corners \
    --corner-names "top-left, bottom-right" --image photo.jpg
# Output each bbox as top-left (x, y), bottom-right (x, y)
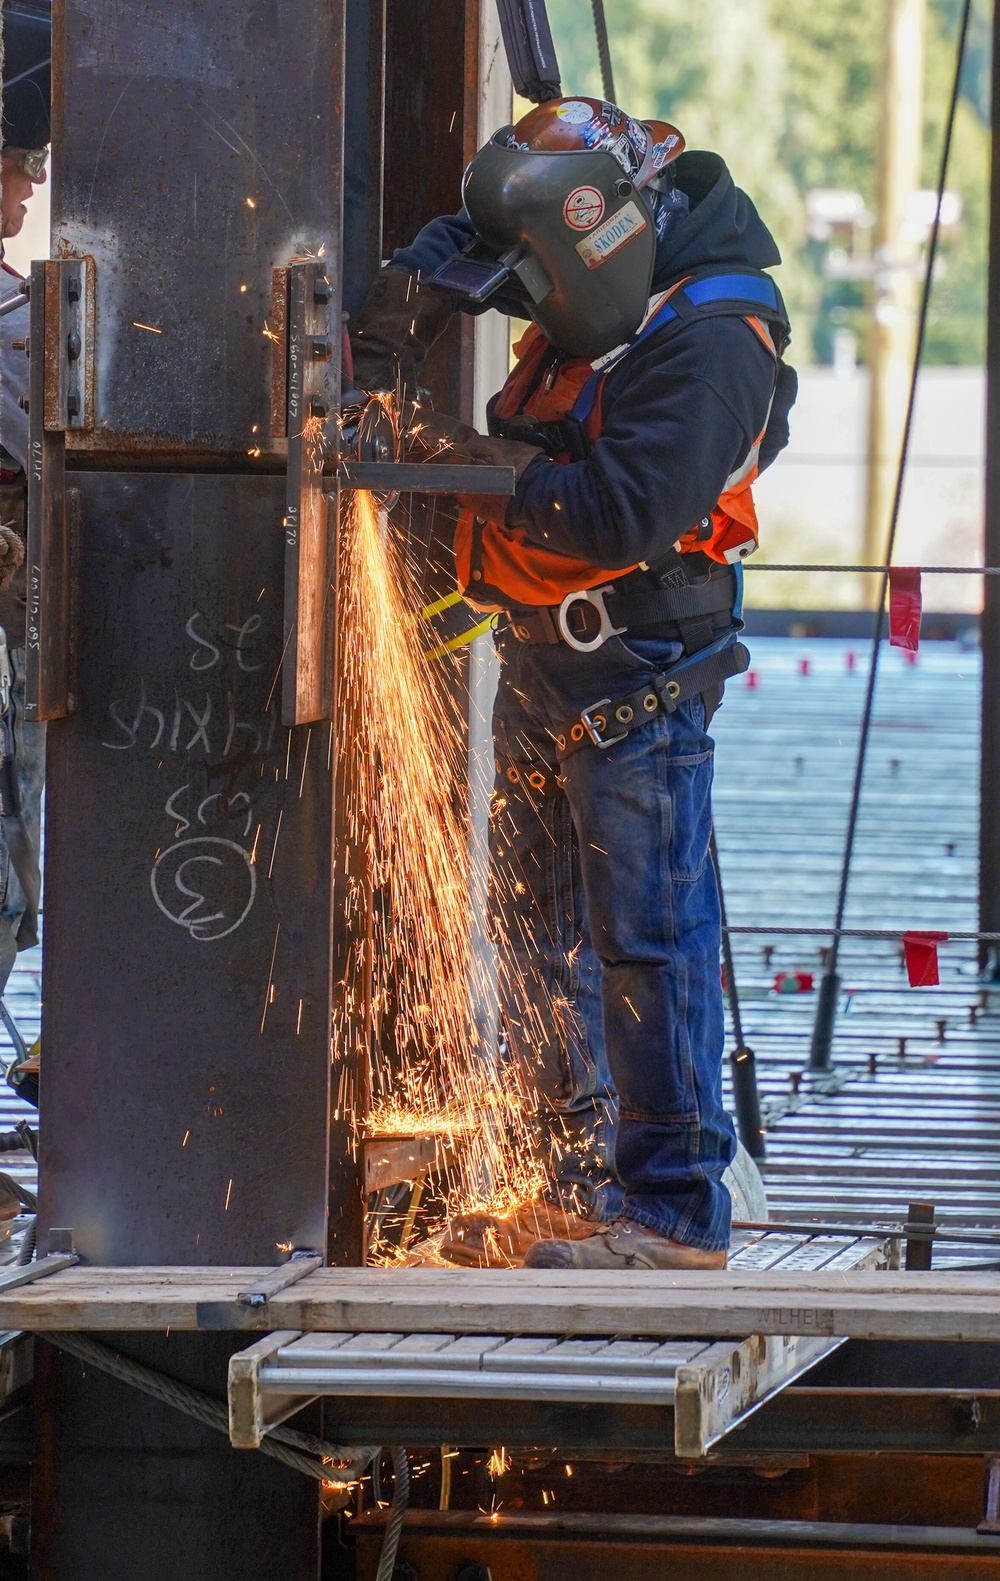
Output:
top-left (0, 524), bottom-right (25, 593)
top-left (349, 267), bottom-right (458, 396)
top-left (407, 409), bottom-right (544, 520)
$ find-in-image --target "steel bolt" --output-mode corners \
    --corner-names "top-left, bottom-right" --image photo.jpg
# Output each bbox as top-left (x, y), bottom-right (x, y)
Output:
top-left (313, 278), bottom-right (332, 304)
top-left (11, 337), bottom-right (27, 354)
top-left (67, 393), bottom-right (80, 418)
top-left (309, 398), bottom-right (329, 419)
top-left (67, 277), bottom-right (81, 303)
top-left (310, 336), bottom-right (332, 360)
top-left (67, 331), bottom-right (82, 361)
top-left (17, 395), bottom-right (28, 413)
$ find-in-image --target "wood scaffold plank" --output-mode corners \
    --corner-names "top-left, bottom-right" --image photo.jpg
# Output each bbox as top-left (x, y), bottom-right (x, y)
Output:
top-left (0, 1265), bottom-right (998, 1340)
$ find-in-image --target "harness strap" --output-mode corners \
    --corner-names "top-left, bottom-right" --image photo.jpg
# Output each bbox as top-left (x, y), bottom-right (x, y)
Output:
top-left (495, 757), bottom-right (563, 797)
top-left (553, 639), bottom-right (750, 762)
top-left (508, 567), bottom-right (736, 647)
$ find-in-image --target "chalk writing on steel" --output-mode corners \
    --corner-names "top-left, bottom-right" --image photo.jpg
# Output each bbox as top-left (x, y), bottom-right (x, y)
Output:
top-left (150, 837), bottom-right (257, 941)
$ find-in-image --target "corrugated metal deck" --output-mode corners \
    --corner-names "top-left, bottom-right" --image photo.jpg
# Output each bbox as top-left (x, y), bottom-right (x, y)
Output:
top-left (714, 636), bottom-right (996, 1263)
top-left (0, 637), bottom-right (994, 1264)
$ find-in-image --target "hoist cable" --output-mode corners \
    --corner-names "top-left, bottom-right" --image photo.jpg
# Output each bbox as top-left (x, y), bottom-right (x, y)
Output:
top-left (808, 0), bottom-right (974, 1070)
top-left (590, 0), bottom-right (615, 102)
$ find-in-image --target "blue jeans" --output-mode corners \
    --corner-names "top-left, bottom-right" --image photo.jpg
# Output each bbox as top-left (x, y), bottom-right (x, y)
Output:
top-left (0, 648), bottom-right (45, 995)
top-left (491, 627), bottom-right (736, 1251)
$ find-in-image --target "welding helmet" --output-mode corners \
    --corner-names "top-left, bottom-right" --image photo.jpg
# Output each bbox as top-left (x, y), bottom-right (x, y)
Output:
top-left (433, 97), bottom-right (684, 360)
top-left (2, 0), bottom-right (51, 151)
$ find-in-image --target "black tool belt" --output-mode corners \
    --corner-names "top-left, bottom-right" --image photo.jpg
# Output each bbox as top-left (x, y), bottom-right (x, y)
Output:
top-left (505, 561), bottom-right (737, 656)
top-left (554, 640), bottom-right (750, 762)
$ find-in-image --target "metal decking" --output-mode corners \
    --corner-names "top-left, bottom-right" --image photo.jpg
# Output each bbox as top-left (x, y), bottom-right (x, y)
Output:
top-left (714, 635), bottom-right (997, 1260)
top-left (0, 637), bottom-right (994, 1259)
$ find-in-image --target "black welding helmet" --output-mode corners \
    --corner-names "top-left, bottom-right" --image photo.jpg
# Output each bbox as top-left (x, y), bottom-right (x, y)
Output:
top-left (433, 97), bottom-right (684, 360)
top-left (2, 0), bottom-right (52, 150)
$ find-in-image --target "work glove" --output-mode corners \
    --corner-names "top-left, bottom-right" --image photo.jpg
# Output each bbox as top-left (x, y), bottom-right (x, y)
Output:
top-left (406, 409), bottom-right (544, 519)
top-left (0, 525), bottom-right (24, 593)
top-left (349, 266), bottom-right (458, 396)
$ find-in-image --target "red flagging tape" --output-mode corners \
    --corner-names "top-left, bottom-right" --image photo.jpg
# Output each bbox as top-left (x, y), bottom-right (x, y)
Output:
top-left (903, 930), bottom-right (948, 987)
top-left (889, 567), bottom-right (922, 651)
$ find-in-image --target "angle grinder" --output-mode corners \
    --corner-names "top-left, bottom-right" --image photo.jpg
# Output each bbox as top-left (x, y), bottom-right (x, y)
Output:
top-left (342, 393), bottom-right (403, 511)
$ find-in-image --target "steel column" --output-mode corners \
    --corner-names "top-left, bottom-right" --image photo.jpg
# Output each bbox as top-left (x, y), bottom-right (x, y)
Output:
top-left (31, 0), bottom-right (363, 1575)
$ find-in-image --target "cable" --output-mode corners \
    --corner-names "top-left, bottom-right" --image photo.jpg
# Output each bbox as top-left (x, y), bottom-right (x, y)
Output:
top-left (48, 1332), bottom-right (378, 1486)
top-left (590, 0), bottom-right (615, 102)
top-left (710, 829), bottom-right (765, 1160)
top-left (374, 1447), bottom-right (410, 1581)
top-left (725, 926), bottom-right (1000, 940)
top-left (808, 0), bottom-right (974, 1072)
top-left (743, 564), bottom-right (1000, 574)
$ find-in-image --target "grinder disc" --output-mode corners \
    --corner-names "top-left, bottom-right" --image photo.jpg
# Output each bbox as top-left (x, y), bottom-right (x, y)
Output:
top-left (355, 397), bottom-right (402, 510)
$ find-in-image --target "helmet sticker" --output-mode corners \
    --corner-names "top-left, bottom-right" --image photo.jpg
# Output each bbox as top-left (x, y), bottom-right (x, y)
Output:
top-left (650, 132), bottom-right (681, 171)
top-left (563, 185), bottom-right (606, 231)
top-left (574, 201), bottom-right (648, 270)
top-left (555, 99), bottom-right (594, 126)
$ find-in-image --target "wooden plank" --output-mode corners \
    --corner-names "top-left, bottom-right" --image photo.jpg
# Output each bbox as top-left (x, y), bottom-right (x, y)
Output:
top-left (0, 1266), bottom-right (997, 1340)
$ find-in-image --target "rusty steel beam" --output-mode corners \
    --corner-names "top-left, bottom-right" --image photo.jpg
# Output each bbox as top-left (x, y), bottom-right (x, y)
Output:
top-left (352, 1508), bottom-right (1000, 1581)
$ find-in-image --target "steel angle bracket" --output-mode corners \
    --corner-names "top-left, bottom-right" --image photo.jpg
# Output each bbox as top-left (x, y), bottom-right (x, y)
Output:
top-left (276, 260), bottom-right (337, 726)
top-left (337, 461), bottom-right (515, 496)
top-left (24, 257), bottom-right (93, 722)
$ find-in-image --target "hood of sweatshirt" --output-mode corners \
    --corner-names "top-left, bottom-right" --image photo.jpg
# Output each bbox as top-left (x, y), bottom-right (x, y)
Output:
top-left (652, 151), bottom-right (781, 284)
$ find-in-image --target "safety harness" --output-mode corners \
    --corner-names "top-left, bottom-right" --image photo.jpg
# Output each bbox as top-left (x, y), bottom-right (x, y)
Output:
top-left (481, 265), bottom-right (789, 762)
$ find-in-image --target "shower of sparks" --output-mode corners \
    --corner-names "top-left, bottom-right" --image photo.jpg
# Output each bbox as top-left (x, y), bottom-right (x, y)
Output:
top-left (335, 486), bottom-right (549, 1252)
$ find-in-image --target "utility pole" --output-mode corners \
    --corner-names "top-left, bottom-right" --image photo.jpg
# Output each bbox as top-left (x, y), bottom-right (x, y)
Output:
top-left (862, 0), bottom-right (926, 593)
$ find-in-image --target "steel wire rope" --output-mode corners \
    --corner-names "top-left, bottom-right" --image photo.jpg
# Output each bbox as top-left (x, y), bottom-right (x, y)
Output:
top-left (590, 0), bottom-right (615, 103)
top-left (374, 1447), bottom-right (411, 1581)
top-left (47, 1332), bottom-right (378, 1485)
top-left (808, 0), bottom-right (974, 1071)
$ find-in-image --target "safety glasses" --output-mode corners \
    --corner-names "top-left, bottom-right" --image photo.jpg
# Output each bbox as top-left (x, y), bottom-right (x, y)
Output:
top-left (2, 147), bottom-right (49, 179)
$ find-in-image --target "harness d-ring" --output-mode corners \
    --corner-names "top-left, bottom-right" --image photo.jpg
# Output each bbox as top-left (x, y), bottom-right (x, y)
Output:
top-left (556, 584), bottom-right (627, 653)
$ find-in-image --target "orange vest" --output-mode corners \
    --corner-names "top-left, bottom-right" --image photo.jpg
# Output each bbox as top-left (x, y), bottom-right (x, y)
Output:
top-left (455, 280), bottom-right (780, 609)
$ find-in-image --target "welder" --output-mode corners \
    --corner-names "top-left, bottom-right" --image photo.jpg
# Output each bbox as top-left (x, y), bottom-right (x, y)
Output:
top-left (351, 97), bottom-right (795, 1270)
top-left (0, 0), bottom-right (51, 1069)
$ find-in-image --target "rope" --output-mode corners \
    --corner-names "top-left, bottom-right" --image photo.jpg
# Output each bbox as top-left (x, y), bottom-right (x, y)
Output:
top-left (744, 564), bottom-right (1000, 575)
top-left (809, 0), bottom-right (974, 1068)
top-left (48, 1332), bottom-right (378, 1487)
top-left (15, 1217), bottom-right (35, 1266)
top-left (374, 1447), bottom-right (411, 1581)
top-left (589, 0), bottom-right (615, 102)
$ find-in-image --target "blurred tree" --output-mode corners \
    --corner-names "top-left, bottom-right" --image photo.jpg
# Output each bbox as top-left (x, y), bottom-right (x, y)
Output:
top-left (541, 0), bottom-right (988, 365)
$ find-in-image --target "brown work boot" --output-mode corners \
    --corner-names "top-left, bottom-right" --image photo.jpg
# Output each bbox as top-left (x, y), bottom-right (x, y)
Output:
top-left (523, 1217), bottom-right (728, 1270)
top-left (439, 1196), bottom-right (601, 1268)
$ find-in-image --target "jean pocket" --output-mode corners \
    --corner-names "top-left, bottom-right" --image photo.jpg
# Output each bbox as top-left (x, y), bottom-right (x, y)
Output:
top-left (665, 744), bottom-right (714, 883)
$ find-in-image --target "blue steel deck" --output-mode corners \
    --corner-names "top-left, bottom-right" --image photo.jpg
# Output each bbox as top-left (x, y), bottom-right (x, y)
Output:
top-left (0, 637), bottom-right (994, 1264)
top-left (713, 636), bottom-right (997, 1263)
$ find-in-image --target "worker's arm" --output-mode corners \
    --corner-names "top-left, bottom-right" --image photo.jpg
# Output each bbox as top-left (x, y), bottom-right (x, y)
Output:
top-left (505, 318), bottom-right (779, 570)
top-left (349, 212), bottom-right (477, 394)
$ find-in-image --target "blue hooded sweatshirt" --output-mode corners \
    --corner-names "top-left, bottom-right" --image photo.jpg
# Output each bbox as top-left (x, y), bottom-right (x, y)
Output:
top-left (391, 152), bottom-right (796, 573)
